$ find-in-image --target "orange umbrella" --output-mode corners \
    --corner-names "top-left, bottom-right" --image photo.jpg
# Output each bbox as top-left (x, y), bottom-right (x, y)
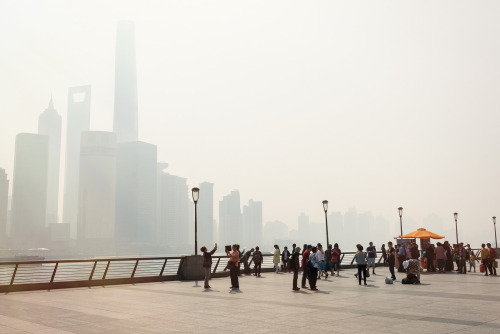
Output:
top-left (399, 228), bottom-right (444, 239)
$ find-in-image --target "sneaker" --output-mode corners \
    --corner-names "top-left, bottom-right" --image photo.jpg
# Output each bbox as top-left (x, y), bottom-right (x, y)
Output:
top-left (310, 288), bottom-right (318, 291)
top-left (364, 282), bottom-right (367, 285)
top-left (325, 273), bottom-right (329, 279)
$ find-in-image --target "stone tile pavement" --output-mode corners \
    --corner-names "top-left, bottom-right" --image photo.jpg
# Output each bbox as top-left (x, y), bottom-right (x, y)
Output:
top-left (0, 268), bottom-right (499, 333)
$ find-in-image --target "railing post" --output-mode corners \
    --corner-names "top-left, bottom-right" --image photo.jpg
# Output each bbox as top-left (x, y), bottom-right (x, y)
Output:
top-left (50, 262), bottom-right (59, 283)
top-left (340, 254), bottom-right (345, 263)
top-left (213, 258), bottom-right (221, 274)
top-left (10, 264), bottom-right (18, 285)
top-left (102, 260), bottom-right (111, 280)
top-left (89, 261), bottom-right (97, 280)
top-left (131, 260), bottom-right (139, 278)
top-left (176, 258), bottom-right (184, 276)
top-left (158, 259), bottom-right (168, 277)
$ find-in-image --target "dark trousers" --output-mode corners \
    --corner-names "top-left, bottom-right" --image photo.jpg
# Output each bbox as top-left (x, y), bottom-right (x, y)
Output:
top-left (398, 255), bottom-right (405, 272)
top-left (389, 265), bottom-right (396, 280)
top-left (357, 265), bottom-right (367, 284)
top-left (427, 257), bottom-right (436, 272)
top-left (254, 262), bottom-right (261, 276)
top-left (292, 269), bottom-right (299, 289)
top-left (308, 268), bottom-right (318, 289)
top-left (460, 259), bottom-right (467, 274)
top-left (383, 254), bottom-right (387, 266)
top-left (243, 260), bottom-right (250, 274)
top-left (282, 260), bottom-right (288, 272)
top-left (484, 259), bottom-right (494, 275)
top-left (229, 263), bottom-right (239, 288)
top-left (301, 267), bottom-right (309, 287)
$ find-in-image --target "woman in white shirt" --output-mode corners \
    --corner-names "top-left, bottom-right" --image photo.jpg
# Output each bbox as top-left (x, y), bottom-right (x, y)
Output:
top-left (316, 244), bottom-right (327, 279)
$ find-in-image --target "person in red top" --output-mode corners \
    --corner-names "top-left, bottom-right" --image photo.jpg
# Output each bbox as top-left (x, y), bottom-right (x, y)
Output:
top-left (301, 245), bottom-right (312, 289)
top-left (331, 243), bottom-right (342, 277)
top-left (226, 244), bottom-right (240, 290)
top-left (487, 243), bottom-right (497, 276)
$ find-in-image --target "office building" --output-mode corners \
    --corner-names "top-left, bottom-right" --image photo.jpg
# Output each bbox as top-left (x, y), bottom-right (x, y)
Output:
top-left (242, 199), bottom-right (262, 247)
top-left (77, 131), bottom-right (117, 240)
top-left (38, 97), bottom-right (62, 224)
top-left (219, 190), bottom-right (242, 246)
top-left (11, 134), bottom-right (49, 245)
top-left (298, 212), bottom-right (310, 243)
top-left (113, 20), bottom-right (138, 143)
top-left (115, 141), bottom-right (157, 244)
top-left (0, 169), bottom-right (8, 238)
top-left (63, 85), bottom-right (91, 239)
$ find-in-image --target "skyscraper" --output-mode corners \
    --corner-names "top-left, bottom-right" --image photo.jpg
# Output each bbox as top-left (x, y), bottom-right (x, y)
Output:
top-left (157, 165), bottom-right (189, 248)
top-left (115, 141), bottom-right (157, 245)
top-left (298, 212), bottom-right (310, 243)
top-left (63, 85), bottom-right (91, 239)
top-left (38, 97), bottom-right (62, 225)
top-left (113, 20), bottom-right (138, 143)
top-left (0, 168), bottom-right (8, 238)
top-left (242, 199), bottom-right (262, 247)
top-left (198, 182), bottom-right (214, 247)
top-left (219, 190), bottom-right (242, 246)
top-left (77, 131), bottom-right (117, 241)
top-left (11, 134), bottom-right (49, 246)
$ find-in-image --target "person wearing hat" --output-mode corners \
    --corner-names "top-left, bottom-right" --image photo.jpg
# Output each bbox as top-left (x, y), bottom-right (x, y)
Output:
top-left (291, 246), bottom-right (301, 291)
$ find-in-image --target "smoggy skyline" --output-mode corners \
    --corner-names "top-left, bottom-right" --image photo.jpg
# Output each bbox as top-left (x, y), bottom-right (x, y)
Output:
top-left (1, 1), bottom-right (500, 247)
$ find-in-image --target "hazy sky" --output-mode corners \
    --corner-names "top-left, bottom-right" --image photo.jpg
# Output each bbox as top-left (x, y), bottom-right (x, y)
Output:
top-left (1, 1), bottom-right (500, 245)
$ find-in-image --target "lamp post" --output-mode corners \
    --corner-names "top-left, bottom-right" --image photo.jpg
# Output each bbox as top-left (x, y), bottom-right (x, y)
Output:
top-left (454, 212), bottom-right (458, 245)
top-left (192, 187), bottom-right (199, 255)
top-left (322, 200), bottom-right (329, 246)
top-left (398, 207), bottom-right (403, 237)
top-left (493, 216), bottom-right (498, 249)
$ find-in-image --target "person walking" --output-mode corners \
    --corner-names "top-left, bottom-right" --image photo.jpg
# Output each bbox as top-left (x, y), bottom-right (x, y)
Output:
top-left (291, 246), bottom-right (301, 291)
top-left (387, 247), bottom-right (396, 281)
top-left (201, 243), bottom-right (217, 289)
top-left (308, 247), bottom-right (319, 291)
top-left (435, 242), bottom-right (446, 273)
top-left (226, 244), bottom-right (240, 290)
top-left (273, 245), bottom-right (281, 273)
top-left (354, 244), bottom-right (368, 285)
top-left (331, 243), bottom-right (342, 276)
top-left (487, 243), bottom-right (497, 276)
top-left (480, 244), bottom-right (492, 276)
top-left (366, 242), bottom-right (377, 275)
top-left (381, 244), bottom-right (387, 266)
top-left (252, 246), bottom-right (263, 276)
top-left (281, 246), bottom-right (290, 273)
top-left (301, 245), bottom-right (311, 288)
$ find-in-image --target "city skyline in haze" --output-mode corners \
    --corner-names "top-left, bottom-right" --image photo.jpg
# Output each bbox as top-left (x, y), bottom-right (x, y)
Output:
top-left (1, 1), bottom-right (500, 248)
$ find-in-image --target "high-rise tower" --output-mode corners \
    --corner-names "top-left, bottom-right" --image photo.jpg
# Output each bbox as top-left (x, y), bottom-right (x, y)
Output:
top-left (63, 86), bottom-right (91, 239)
top-left (38, 97), bottom-right (62, 225)
top-left (113, 20), bottom-right (138, 143)
top-left (0, 168), bottom-right (8, 238)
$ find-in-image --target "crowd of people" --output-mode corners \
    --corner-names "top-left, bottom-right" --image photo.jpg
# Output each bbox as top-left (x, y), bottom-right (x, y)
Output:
top-left (200, 240), bottom-right (498, 291)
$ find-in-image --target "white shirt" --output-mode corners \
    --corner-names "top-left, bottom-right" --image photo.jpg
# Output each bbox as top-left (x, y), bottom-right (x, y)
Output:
top-left (316, 250), bottom-right (324, 262)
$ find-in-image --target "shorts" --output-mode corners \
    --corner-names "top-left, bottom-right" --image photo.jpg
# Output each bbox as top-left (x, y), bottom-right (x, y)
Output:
top-left (318, 263), bottom-right (325, 270)
top-left (368, 258), bottom-right (375, 266)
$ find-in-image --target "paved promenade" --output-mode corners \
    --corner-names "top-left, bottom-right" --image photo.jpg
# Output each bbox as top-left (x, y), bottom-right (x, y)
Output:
top-left (1, 268), bottom-right (499, 334)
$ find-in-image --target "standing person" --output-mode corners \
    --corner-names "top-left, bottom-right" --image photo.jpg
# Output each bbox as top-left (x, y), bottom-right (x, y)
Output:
top-left (481, 243), bottom-right (492, 276)
top-left (425, 244), bottom-right (436, 272)
top-left (325, 244), bottom-right (332, 276)
top-left (398, 243), bottom-right (406, 272)
top-left (444, 241), bottom-right (454, 272)
top-left (435, 242), bottom-right (446, 273)
top-left (453, 244), bottom-right (461, 272)
top-left (459, 243), bottom-right (467, 274)
top-left (331, 243), bottom-right (342, 276)
top-left (366, 242), bottom-right (377, 275)
top-left (301, 245), bottom-right (311, 288)
top-left (411, 242), bottom-right (420, 260)
top-left (308, 247), bottom-right (319, 291)
top-left (226, 244), bottom-right (239, 290)
top-left (354, 244), bottom-right (368, 285)
top-left (316, 244), bottom-right (327, 279)
top-left (201, 243), bottom-right (217, 289)
top-left (242, 248), bottom-right (254, 275)
top-left (468, 245), bottom-right (476, 273)
top-left (487, 243), bottom-right (497, 276)
top-left (292, 243), bottom-right (297, 253)
top-left (252, 246), bottom-right (263, 277)
top-left (273, 245), bottom-right (281, 273)
top-left (381, 244), bottom-right (387, 266)
top-left (387, 247), bottom-right (396, 281)
top-left (281, 246), bottom-right (290, 273)
top-left (291, 246), bottom-right (301, 291)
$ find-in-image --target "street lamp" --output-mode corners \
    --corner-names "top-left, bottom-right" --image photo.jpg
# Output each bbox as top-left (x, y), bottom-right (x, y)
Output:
top-left (322, 200), bottom-right (329, 247)
top-left (493, 216), bottom-right (498, 249)
top-left (398, 207), bottom-right (403, 237)
top-left (454, 212), bottom-right (458, 245)
top-left (192, 187), bottom-right (200, 255)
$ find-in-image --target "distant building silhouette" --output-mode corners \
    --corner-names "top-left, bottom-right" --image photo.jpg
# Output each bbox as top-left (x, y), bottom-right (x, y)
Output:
top-left (115, 142), bottom-right (157, 245)
top-left (77, 131), bottom-right (117, 241)
top-left (113, 21), bottom-right (138, 143)
top-left (243, 199), bottom-right (262, 247)
top-left (0, 169), bottom-right (8, 238)
top-left (298, 212), bottom-right (310, 242)
top-left (198, 182), bottom-right (214, 248)
top-left (328, 211), bottom-right (343, 245)
top-left (264, 220), bottom-right (288, 245)
top-left (11, 134), bottom-right (49, 246)
top-left (63, 85), bottom-right (91, 239)
top-left (38, 97), bottom-right (62, 225)
top-left (219, 190), bottom-right (242, 246)
top-left (157, 165), bottom-right (189, 248)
